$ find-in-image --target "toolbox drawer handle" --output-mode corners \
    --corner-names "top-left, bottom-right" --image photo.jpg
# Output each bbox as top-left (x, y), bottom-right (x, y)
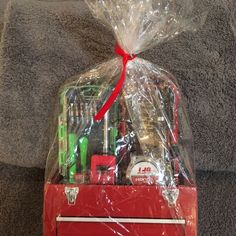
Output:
top-left (56, 217), bottom-right (185, 225)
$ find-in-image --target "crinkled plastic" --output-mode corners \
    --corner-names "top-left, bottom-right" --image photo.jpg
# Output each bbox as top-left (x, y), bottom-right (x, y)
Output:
top-left (44, 1), bottom-right (205, 235)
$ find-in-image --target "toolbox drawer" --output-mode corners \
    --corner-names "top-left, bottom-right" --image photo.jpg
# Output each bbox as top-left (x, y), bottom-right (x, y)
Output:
top-left (57, 217), bottom-right (186, 236)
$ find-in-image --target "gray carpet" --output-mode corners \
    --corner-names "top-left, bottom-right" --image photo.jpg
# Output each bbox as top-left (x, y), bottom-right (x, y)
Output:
top-left (0, 163), bottom-right (44, 236)
top-left (0, 0), bottom-right (235, 235)
top-left (0, 0), bottom-right (9, 37)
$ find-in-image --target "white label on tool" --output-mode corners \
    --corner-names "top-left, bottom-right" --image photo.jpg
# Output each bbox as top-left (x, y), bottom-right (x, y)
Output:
top-left (130, 162), bottom-right (159, 185)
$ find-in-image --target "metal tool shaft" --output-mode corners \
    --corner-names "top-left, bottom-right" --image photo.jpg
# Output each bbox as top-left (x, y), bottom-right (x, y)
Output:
top-left (103, 111), bottom-right (109, 154)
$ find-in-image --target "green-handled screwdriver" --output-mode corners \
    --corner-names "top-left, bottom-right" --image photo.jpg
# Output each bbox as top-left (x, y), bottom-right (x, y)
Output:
top-left (78, 136), bottom-right (88, 174)
top-left (77, 101), bottom-right (94, 180)
top-left (58, 92), bottom-right (68, 177)
top-left (68, 132), bottom-right (77, 183)
top-left (68, 101), bottom-right (78, 183)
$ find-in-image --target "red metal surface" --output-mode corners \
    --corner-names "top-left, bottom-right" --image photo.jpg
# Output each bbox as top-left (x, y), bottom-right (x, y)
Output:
top-left (44, 184), bottom-right (197, 236)
top-left (57, 222), bottom-right (185, 236)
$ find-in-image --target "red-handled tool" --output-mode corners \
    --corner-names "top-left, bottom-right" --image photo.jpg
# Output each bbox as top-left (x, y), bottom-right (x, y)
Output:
top-left (90, 112), bottom-right (116, 185)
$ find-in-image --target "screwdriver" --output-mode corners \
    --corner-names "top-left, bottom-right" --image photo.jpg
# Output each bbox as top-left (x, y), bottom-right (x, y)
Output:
top-left (68, 101), bottom-right (78, 183)
top-left (77, 102), bottom-right (90, 180)
top-left (75, 98), bottom-right (97, 183)
top-left (58, 92), bottom-right (68, 177)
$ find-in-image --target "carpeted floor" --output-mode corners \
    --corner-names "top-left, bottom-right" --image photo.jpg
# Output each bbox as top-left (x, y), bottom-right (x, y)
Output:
top-left (0, 0), bottom-right (235, 235)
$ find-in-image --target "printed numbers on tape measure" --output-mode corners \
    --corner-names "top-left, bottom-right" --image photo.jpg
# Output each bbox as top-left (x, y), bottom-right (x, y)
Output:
top-left (130, 162), bottom-right (158, 176)
top-left (138, 167), bottom-right (152, 174)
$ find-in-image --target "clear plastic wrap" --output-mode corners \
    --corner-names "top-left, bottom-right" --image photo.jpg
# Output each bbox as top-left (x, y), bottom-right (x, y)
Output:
top-left (44, 1), bottom-right (204, 235)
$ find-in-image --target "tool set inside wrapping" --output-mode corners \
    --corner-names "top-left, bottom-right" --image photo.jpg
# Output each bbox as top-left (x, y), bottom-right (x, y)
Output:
top-left (55, 75), bottom-right (193, 195)
top-left (43, 2), bottom-right (201, 234)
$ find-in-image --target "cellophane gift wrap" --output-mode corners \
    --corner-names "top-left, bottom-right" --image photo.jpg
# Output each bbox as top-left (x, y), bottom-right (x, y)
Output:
top-left (44, 1), bottom-right (206, 235)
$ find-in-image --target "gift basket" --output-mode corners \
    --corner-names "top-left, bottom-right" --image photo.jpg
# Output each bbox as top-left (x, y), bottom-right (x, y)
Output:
top-left (44, 0), bottom-right (206, 235)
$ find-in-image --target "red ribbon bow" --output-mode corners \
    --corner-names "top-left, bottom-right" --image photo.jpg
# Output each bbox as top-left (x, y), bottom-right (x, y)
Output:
top-left (94, 44), bottom-right (136, 121)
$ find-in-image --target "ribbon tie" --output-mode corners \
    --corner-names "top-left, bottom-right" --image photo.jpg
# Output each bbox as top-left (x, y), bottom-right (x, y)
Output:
top-left (94, 44), bottom-right (136, 121)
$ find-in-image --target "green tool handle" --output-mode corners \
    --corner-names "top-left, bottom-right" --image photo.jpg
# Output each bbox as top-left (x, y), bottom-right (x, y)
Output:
top-left (79, 136), bottom-right (88, 173)
top-left (68, 133), bottom-right (77, 182)
top-left (110, 127), bottom-right (118, 155)
top-left (58, 115), bottom-right (67, 176)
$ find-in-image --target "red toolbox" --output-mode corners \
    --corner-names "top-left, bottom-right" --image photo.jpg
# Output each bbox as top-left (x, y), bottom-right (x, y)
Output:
top-left (44, 184), bottom-right (197, 236)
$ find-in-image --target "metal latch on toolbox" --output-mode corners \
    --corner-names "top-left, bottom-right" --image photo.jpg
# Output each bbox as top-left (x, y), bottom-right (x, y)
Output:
top-left (65, 187), bottom-right (79, 205)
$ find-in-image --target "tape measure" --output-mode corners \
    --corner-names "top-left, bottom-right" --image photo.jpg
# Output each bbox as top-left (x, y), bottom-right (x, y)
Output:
top-left (127, 157), bottom-right (166, 186)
